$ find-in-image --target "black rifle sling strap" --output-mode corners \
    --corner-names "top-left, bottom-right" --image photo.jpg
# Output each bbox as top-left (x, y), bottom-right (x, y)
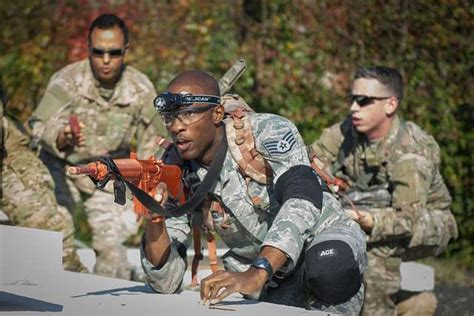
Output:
top-left (96, 133), bottom-right (228, 218)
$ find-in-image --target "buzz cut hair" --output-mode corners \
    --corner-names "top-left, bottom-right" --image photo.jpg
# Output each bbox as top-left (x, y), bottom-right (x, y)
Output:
top-left (168, 70), bottom-right (220, 96)
top-left (88, 13), bottom-right (129, 45)
top-left (354, 66), bottom-right (404, 103)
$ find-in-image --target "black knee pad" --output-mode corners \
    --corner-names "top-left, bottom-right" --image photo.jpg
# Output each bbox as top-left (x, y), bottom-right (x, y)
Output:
top-left (306, 240), bottom-right (361, 305)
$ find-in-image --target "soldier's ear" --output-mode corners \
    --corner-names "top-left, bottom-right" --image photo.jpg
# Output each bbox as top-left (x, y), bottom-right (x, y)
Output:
top-left (213, 104), bottom-right (225, 124)
top-left (385, 97), bottom-right (398, 116)
top-left (122, 43), bottom-right (129, 58)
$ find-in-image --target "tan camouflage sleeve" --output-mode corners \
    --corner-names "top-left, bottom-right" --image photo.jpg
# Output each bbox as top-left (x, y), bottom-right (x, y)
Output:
top-left (135, 88), bottom-right (168, 159)
top-left (405, 158), bottom-right (458, 256)
top-left (36, 105), bottom-right (72, 159)
top-left (310, 122), bottom-right (345, 170)
top-left (29, 80), bottom-right (72, 158)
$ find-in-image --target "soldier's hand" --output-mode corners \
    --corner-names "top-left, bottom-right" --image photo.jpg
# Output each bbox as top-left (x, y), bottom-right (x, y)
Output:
top-left (143, 182), bottom-right (169, 222)
top-left (200, 268), bottom-right (267, 305)
top-left (345, 209), bottom-right (374, 233)
top-left (57, 122), bottom-right (86, 149)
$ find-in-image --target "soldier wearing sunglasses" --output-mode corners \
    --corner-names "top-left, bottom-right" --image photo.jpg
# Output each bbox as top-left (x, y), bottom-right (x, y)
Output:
top-left (310, 66), bottom-right (458, 315)
top-left (28, 13), bottom-right (167, 280)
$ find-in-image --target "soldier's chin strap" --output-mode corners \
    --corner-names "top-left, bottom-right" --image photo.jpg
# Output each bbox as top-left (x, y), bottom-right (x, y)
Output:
top-left (92, 133), bottom-right (228, 219)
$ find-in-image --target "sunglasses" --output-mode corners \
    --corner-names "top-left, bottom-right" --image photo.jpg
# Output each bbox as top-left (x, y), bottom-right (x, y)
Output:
top-left (89, 47), bottom-right (126, 58)
top-left (349, 94), bottom-right (392, 106)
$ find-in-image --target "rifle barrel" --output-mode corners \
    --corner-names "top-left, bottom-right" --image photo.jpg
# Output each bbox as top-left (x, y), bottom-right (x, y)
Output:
top-left (67, 166), bottom-right (96, 176)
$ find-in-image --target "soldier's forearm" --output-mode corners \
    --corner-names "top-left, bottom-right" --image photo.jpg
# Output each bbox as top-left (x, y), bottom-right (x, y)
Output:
top-left (259, 246), bottom-right (288, 277)
top-left (144, 221), bottom-right (171, 268)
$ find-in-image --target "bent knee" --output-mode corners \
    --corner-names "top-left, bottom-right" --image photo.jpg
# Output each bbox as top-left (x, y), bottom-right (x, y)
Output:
top-left (306, 240), bottom-right (362, 305)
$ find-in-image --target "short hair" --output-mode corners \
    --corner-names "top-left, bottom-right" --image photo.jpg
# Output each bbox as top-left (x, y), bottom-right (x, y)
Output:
top-left (88, 13), bottom-right (129, 45)
top-left (354, 66), bottom-right (404, 103)
top-left (168, 70), bottom-right (220, 96)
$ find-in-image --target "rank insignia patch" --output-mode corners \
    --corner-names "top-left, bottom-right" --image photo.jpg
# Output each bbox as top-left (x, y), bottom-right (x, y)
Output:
top-left (263, 131), bottom-right (296, 155)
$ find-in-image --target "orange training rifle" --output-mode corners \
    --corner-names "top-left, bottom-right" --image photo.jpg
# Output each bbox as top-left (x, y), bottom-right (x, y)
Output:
top-left (67, 152), bottom-right (185, 219)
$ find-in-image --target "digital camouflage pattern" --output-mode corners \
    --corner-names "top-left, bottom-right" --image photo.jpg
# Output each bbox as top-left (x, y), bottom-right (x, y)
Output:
top-left (141, 113), bottom-right (368, 314)
top-left (2, 115), bottom-right (86, 272)
top-left (311, 115), bottom-right (458, 315)
top-left (29, 59), bottom-right (167, 279)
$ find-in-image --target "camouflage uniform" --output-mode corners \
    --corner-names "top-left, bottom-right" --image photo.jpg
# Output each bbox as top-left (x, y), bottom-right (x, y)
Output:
top-left (311, 115), bottom-right (458, 315)
top-left (29, 59), bottom-right (167, 279)
top-left (2, 115), bottom-right (86, 272)
top-left (141, 113), bottom-right (368, 314)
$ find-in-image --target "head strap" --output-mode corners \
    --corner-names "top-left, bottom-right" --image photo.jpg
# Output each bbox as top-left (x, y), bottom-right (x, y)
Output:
top-left (154, 92), bottom-right (221, 112)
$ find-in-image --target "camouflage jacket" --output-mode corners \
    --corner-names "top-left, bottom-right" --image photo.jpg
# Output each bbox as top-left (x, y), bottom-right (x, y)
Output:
top-left (29, 59), bottom-right (167, 164)
top-left (3, 116), bottom-right (30, 165)
top-left (2, 115), bottom-right (59, 204)
top-left (141, 113), bottom-right (367, 294)
top-left (311, 115), bottom-right (458, 258)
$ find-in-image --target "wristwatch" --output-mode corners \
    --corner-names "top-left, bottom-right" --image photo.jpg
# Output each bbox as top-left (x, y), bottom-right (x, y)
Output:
top-left (251, 256), bottom-right (273, 280)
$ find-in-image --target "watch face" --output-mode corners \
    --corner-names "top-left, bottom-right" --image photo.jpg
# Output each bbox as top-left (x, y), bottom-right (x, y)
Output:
top-left (252, 257), bottom-right (273, 278)
top-left (254, 257), bottom-right (267, 266)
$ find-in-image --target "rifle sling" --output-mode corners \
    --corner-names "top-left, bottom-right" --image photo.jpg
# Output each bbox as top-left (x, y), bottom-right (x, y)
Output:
top-left (98, 133), bottom-right (228, 218)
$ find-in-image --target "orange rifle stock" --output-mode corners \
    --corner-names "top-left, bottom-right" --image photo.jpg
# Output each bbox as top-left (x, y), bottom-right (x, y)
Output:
top-left (67, 152), bottom-right (185, 218)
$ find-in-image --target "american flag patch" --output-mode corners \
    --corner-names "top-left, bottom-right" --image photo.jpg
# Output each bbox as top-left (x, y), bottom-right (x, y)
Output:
top-left (263, 131), bottom-right (296, 155)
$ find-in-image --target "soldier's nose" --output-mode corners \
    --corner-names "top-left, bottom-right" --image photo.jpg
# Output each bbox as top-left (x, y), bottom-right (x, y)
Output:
top-left (103, 53), bottom-right (111, 64)
top-left (350, 101), bottom-right (360, 112)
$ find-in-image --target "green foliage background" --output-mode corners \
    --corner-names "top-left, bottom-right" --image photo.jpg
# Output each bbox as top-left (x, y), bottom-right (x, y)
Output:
top-left (1, 0), bottom-right (472, 266)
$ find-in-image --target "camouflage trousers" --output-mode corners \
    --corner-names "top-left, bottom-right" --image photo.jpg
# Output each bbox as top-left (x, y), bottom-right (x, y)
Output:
top-left (361, 251), bottom-right (401, 315)
top-left (1, 160), bottom-right (86, 273)
top-left (361, 251), bottom-right (437, 316)
top-left (41, 151), bottom-right (139, 280)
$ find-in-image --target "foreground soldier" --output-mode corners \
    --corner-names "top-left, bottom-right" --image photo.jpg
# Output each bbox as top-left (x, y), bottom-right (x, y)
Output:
top-left (28, 14), bottom-right (167, 279)
top-left (311, 66), bottom-right (458, 315)
top-left (141, 70), bottom-right (367, 313)
top-left (1, 80), bottom-right (86, 272)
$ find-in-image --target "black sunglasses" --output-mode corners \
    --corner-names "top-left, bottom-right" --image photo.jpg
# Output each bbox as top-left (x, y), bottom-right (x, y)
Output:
top-left (349, 94), bottom-right (392, 106)
top-left (90, 47), bottom-right (126, 58)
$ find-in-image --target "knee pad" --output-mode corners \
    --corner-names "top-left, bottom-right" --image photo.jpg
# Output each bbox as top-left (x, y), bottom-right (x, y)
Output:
top-left (306, 240), bottom-right (361, 305)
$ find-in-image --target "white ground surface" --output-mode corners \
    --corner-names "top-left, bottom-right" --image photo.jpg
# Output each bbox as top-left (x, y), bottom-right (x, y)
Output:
top-left (0, 225), bottom-right (330, 315)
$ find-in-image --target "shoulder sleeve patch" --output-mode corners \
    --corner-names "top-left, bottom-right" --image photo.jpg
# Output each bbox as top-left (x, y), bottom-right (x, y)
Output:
top-left (263, 130), bottom-right (297, 155)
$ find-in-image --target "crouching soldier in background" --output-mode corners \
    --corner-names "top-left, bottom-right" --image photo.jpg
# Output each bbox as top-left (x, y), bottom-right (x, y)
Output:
top-left (1, 78), bottom-right (86, 272)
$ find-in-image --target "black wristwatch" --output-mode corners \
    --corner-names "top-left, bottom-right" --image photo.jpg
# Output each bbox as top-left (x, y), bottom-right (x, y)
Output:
top-left (251, 256), bottom-right (273, 280)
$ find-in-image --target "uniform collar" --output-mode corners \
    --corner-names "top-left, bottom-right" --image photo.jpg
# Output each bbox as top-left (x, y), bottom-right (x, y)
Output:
top-left (77, 59), bottom-right (138, 107)
top-left (356, 115), bottom-right (401, 165)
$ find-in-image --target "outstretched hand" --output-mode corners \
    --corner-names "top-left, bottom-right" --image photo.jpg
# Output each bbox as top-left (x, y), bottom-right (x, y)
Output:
top-left (200, 268), bottom-right (268, 305)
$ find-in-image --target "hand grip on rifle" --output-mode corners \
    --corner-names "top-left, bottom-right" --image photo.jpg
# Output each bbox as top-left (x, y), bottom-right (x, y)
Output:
top-left (69, 114), bottom-right (81, 138)
top-left (56, 114), bottom-right (85, 150)
top-left (67, 152), bottom-right (185, 218)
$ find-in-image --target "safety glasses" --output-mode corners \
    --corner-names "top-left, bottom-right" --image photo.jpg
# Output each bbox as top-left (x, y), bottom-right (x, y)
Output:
top-left (160, 105), bottom-right (216, 127)
top-left (349, 94), bottom-right (392, 107)
top-left (89, 47), bottom-right (126, 58)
